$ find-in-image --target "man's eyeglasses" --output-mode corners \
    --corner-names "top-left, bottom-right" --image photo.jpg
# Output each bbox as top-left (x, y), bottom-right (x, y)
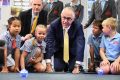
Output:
top-left (62, 16), bottom-right (73, 21)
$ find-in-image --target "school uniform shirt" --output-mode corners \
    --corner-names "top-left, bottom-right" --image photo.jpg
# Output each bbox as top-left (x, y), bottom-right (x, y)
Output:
top-left (0, 31), bottom-right (21, 55)
top-left (20, 37), bottom-right (46, 64)
top-left (100, 33), bottom-right (120, 61)
top-left (88, 33), bottom-right (103, 59)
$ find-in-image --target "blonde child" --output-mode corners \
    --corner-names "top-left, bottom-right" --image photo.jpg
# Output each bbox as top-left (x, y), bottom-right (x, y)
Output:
top-left (20, 24), bottom-right (47, 72)
top-left (99, 17), bottom-right (120, 74)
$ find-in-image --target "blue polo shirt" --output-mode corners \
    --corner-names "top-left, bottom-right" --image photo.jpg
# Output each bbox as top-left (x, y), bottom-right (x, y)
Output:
top-left (100, 33), bottom-right (120, 61)
top-left (88, 33), bottom-right (103, 59)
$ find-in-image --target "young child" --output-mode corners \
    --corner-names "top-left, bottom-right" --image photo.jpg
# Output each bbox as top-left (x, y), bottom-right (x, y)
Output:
top-left (0, 17), bottom-right (21, 72)
top-left (20, 24), bottom-right (47, 72)
top-left (87, 20), bottom-right (103, 72)
top-left (99, 17), bottom-right (120, 74)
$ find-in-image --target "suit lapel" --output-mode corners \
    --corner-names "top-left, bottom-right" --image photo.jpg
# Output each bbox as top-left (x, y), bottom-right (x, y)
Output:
top-left (48, 2), bottom-right (56, 15)
top-left (102, 1), bottom-right (108, 14)
top-left (27, 10), bottom-right (32, 30)
top-left (95, 1), bottom-right (102, 16)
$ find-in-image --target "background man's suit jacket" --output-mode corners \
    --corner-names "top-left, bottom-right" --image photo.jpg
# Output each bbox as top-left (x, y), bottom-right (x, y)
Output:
top-left (86, 0), bottom-right (116, 28)
top-left (65, 3), bottom-right (84, 23)
top-left (44, 1), bottom-right (63, 24)
top-left (19, 9), bottom-right (47, 36)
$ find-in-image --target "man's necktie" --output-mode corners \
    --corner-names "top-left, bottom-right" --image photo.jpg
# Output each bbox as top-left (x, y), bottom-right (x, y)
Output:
top-left (63, 29), bottom-right (69, 63)
top-left (30, 16), bottom-right (38, 34)
top-left (12, 39), bottom-right (16, 49)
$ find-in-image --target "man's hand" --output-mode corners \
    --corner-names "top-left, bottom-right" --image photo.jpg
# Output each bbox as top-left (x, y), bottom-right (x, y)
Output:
top-left (72, 64), bottom-right (80, 74)
top-left (46, 63), bottom-right (53, 72)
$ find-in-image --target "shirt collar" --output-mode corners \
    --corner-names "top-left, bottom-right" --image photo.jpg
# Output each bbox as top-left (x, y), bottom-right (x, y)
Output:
top-left (6, 31), bottom-right (17, 41)
top-left (32, 11), bottom-right (39, 18)
top-left (92, 33), bottom-right (103, 38)
top-left (63, 26), bottom-right (70, 31)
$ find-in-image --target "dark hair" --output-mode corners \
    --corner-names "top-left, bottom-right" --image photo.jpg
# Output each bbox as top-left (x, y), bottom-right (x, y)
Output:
top-left (7, 16), bottom-right (21, 30)
top-left (93, 20), bottom-right (103, 30)
top-left (8, 16), bottom-right (21, 25)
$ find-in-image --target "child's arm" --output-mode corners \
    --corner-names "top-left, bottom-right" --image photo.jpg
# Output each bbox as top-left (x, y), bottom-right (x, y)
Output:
top-left (100, 48), bottom-right (110, 65)
top-left (20, 51), bottom-right (28, 70)
top-left (89, 45), bottom-right (94, 64)
top-left (1, 48), bottom-right (8, 73)
top-left (88, 45), bottom-right (95, 71)
top-left (34, 53), bottom-right (43, 64)
top-left (14, 48), bottom-right (20, 72)
top-left (100, 48), bottom-right (108, 61)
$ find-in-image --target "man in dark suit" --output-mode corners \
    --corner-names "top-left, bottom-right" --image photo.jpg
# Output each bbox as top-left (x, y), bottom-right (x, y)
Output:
top-left (45, 7), bottom-right (85, 74)
top-left (43, 0), bottom-right (63, 24)
top-left (19, 0), bottom-right (47, 37)
top-left (84, 0), bottom-right (116, 29)
top-left (65, 0), bottom-right (84, 23)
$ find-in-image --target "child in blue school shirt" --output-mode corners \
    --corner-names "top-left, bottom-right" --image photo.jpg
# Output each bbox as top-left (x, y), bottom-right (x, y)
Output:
top-left (0, 17), bottom-right (22, 73)
top-left (88, 20), bottom-right (103, 72)
top-left (99, 17), bottom-right (120, 74)
top-left (20, 24), bottom-right (47, 72)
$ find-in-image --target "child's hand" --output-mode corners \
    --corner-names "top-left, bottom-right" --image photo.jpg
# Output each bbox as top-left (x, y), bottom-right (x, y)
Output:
top-left (110, 61), bottom-right (120, 72)
top-left (14, 66), bottom-right (19, 72)
top-left (21, 34), bottom-right (33, 41)
top-left (1, 66), bottom-right (8, 73)
top-left (28, 57), bottom-right (36, 64)
top-left (88, 62), bottom-right (95, 72)
top-left (100, 60), bottom-right (110, 66)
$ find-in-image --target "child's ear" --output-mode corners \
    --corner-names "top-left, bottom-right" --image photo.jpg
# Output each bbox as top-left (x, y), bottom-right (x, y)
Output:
top-left (7, 25), bottom-right (10, 30)
top-left (108, 25), bottom-right (112, 30)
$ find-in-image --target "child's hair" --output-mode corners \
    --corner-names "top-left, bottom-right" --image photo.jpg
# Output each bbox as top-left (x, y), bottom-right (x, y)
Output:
top-left (35, 24), bottom-right (47, 32)
top-left (102, 17), bottom-right (117, 30)
top-left (7, 16), bottom-right (21, 30)
top-left (93, 20), bottom-right (103, 30)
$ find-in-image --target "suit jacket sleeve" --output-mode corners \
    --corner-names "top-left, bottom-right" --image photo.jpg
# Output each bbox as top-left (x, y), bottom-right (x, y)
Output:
top-left (110, 0), bottom-right (117, 18)
top-left (86, 2), bottom-right (95, 27)
top-left (58, 1), bottom-right (63, 16)
top-left (45, 24), bottom-right (56, 59)
top-left (78, 5), bottom-right (84, 23)
top-left (75, 23), bottom-right (85, 62)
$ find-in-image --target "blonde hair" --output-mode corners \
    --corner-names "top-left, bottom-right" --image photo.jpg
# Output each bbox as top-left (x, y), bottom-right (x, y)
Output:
top-left (35, 24), bottom-right (46, 32)
top-left (102, 17), bottom-right (117, 30)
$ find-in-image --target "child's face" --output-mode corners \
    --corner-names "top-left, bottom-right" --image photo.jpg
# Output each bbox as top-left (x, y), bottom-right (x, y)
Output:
top-left (35, 27), bottom-right (47, 41)
top-left (92, 25), bottom-right (102, 36)
top-left (102, 25), bottom-right (111, 35)
top-left (9, 20), bottom-right (21, 36)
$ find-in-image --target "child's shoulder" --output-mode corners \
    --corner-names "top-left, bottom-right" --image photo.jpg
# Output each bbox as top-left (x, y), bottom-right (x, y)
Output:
top-left (24, 37), bottom-right (35, 44)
